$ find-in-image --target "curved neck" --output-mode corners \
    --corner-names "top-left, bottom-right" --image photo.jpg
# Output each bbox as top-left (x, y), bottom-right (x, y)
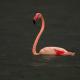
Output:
top-left (32, 16), bottom-right (45, 55)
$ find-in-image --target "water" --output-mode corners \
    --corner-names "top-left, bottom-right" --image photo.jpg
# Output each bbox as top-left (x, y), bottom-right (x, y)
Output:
top-left (0, 0), bottom-right (80, 80)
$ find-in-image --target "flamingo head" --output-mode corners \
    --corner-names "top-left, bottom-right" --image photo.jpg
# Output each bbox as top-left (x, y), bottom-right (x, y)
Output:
top-left (33, 13), bottom-right (42, 24)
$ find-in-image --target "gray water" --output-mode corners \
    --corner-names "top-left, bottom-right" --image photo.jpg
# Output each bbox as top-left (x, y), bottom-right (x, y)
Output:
top-left (0, 0), bottom-right (80, 80)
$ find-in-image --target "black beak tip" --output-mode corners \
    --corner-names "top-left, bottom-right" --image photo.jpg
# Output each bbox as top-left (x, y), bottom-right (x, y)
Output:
top-left (33, 20), bottom-right (36, 24)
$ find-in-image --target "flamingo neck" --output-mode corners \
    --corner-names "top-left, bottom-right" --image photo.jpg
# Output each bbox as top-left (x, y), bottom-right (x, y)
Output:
top-left (32, 16), bottom-right (45, 55)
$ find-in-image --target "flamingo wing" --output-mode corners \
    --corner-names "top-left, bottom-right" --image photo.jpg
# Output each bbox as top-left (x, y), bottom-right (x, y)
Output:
top-left (54, 49), bottom-right (65, 56)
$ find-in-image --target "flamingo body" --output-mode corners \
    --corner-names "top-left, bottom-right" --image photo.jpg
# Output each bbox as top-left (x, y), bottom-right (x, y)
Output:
top-left (39, 47), bottom-right (67, 55)
top-left (39, 47), bottom-right (75, 56)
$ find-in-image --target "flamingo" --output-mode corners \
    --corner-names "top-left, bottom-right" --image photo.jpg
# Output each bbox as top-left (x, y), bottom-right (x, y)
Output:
top-left (32, 12), bottom-right (75, 57)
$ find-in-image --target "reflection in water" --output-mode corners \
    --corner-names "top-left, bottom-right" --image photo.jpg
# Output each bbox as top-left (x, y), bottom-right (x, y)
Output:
top-left (30, 55), bottom-right (56, 67)
top-left (30, 55), bottom-right (80, 67)
top-left (31, 61), bottom-right (80, 67)
top-left (31, 62), bottom-right (48, 67)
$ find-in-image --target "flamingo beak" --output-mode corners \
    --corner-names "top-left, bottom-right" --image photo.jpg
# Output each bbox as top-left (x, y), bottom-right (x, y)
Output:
top-left (33, 20), bottom-right (36, 24)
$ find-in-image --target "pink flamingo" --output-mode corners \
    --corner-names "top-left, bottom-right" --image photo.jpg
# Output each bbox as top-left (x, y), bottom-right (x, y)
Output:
top-left (32, 12), bottom-right (75, 57)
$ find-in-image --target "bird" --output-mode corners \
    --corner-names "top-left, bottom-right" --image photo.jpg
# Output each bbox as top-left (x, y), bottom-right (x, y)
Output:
top-left (32, 12), bottom-right (75, 57)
